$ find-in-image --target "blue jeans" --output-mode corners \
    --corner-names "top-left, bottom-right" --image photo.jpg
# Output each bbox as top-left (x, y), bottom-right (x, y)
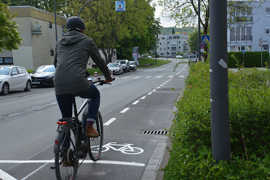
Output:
top-left (56, 83), bottom-right (100, 123)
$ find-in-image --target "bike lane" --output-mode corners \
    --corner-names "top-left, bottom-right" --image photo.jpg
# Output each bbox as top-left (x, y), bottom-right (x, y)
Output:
top-left (0, 64), bottom-right (188, 180)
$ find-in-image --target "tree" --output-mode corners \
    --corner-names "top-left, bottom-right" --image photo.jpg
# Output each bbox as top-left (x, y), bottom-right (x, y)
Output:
top-left (63, 0), bottom-right (159, 63)
top-left (188, 30), bottom-right (199, 54)
top-left (0, 2), bottom-right (21, 52)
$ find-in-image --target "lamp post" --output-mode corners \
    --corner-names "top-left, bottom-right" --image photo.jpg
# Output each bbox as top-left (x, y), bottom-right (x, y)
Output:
top-left (54, 0), bottom-right (58, 42)
top-left (210, 0), bottom-right (231, 162)
top-left (198, 0), bottom-right (201, 61)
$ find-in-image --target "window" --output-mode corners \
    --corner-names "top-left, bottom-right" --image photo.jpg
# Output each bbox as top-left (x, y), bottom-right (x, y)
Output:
top-left (236, 26), bottom-right (241, 41)
top-left (4, 57), bottom-right (13, 64)
top-left (0, 57), bottom-right (3, 64)
top-left (171, 47), bottom-right (176, 51)
top-left (266, 7), bottom-right (270, 15)
top-left (49, 22), bottom-right (52, 28)
top-left (266, 28), bottom-right (270, 34)
top-left (11, 67), bottom-right (18, 75)
top-left (50, 49), bottom-right (54, 56)
top-left (230, 27), bottom-right (236, 41)
top-left (263, 44), bottom-right (269, 51)
top-left (18, 67), bottom-right (26, 74)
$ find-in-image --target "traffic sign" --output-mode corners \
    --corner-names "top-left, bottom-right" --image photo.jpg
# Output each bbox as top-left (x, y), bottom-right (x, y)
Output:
top-left (115, 1), bottom-right (126, 12)
top-left (202, 34), bottom-right (210, 42)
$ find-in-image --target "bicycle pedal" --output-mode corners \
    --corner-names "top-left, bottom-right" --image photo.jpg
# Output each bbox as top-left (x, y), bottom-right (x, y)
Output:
top-left (50, 166), bottom-right (56, 170)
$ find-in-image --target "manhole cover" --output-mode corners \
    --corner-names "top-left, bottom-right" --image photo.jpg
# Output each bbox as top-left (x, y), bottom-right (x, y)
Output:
top-left (143, 129), bottom-right (168, 135)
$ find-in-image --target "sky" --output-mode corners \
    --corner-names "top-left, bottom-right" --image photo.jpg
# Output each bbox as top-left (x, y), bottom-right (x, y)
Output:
top-left (151, 0), bottom-right (176, 27)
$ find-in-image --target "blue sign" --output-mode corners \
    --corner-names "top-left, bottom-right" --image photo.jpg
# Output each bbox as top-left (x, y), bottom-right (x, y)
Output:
top-left (202, 35), bottom-right (210, 42)
top-left (115, 1), bottom-right (126, 12)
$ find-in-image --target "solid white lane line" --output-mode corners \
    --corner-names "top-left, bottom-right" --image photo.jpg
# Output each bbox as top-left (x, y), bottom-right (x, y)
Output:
top-left (0, 160), bottom-right (145, 167)
top-left (0, 169), bottom-right (17, 180)
top-left (140, 96), bottom-right (146, 100)
top-left (132, 100), bottom-right (140, 105)
top-left (104, 118), bottom-right (117, 126)
top-left (120, 107), bottom-right (130, 114)
top-left (21, 162), bottom-right (49, 180)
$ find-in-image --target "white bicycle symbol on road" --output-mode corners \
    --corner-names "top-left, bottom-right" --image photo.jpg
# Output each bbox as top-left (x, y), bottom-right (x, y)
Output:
top-left (91, 142), bottom-right (144, 155)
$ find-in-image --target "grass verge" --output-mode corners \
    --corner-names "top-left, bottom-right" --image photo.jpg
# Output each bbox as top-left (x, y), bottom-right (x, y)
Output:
top-left (164, 62), bottom-right (270, 180)
top-left (138, 58), bottom-right (171, 68)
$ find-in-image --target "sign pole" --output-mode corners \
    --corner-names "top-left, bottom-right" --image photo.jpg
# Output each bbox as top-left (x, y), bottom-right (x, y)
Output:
top-left (210, 0), bottom-right (231, 162)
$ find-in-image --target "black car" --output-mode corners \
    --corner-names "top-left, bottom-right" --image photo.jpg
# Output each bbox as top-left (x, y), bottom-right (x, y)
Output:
top-left (31, 65), bottom-right (55, 87)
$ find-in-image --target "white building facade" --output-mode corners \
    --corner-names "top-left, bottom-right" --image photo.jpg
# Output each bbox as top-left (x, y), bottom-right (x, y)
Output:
top-left (157, 33), bottom-right (189, 57)
top-left (0, 6), bottom-right (65, 70)
top-left (228, 1), bottom-right (270, 52)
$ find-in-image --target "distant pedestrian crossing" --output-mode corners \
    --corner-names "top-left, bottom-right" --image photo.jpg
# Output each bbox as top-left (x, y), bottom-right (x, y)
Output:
top-left (116, 74), bottom-right (186, 81)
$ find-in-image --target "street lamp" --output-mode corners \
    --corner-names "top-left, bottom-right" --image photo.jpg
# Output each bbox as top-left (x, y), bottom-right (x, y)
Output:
top-left (198, 0), bottom-right (201, 61)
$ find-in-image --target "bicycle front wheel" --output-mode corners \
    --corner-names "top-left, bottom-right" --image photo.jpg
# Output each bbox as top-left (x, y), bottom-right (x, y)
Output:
top-left (55, 128), bottom-right (78, 180)
top-left (89, 112), bottom-right (103, 161)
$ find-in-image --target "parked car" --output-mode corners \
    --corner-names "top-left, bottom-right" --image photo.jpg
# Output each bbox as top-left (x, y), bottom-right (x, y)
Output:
top-left (107, 63), bottom-right (124, 75)
top-left (115, 60), bottom-right (129, 72)
top-left (0, 65), bottom-right (32, 95)
top-left (31, 65), bottom-right (55, 87)
top-left (128, 61), bottom-right (137, 71)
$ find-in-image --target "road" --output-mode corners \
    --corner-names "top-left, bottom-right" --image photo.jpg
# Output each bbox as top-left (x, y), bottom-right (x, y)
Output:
top-left (0, 59), bottom-right (189, 180)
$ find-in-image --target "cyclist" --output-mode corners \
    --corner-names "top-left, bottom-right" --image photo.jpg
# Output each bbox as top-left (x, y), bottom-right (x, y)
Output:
top-left (54, 16), bottom-right (113, 137)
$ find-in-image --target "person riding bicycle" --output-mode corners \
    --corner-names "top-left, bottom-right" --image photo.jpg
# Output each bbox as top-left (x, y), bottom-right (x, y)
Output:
top-left (54, 16), bottom-right (113, 137)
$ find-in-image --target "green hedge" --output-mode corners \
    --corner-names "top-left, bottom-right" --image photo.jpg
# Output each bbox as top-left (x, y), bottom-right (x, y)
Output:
top-left (138, 58), bottom-right (170, 68)
top-left (228, 51), bottom-right (269, 68)
top-left (164, 62), bottom-right (270, 180)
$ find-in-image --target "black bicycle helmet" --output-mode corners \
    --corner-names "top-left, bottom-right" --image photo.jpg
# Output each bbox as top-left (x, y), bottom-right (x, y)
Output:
top-left (66, 16), bottom-right (85, 31)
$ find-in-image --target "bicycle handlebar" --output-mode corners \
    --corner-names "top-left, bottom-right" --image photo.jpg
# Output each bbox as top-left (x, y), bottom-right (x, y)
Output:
top-left (88, 77), bottom-right (114, 86)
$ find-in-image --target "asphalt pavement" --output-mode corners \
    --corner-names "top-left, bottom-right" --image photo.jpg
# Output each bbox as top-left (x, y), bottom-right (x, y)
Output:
top-left (0, 59), bottom-right (189, 180)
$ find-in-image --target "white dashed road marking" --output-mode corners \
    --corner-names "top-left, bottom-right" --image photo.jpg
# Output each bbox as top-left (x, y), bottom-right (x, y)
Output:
top-left (148, 92), bottom-right (152, 95)
top-left (104, 118), bottom-right (117, 126)
top-left (140, 96), bottom-right (146, 100)
top-left (132, 100), bottom-right (140, 105)
top-left (120, 107), bottom-right (130, 114)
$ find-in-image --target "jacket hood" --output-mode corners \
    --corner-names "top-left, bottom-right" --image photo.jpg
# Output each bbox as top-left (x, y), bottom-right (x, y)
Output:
top-left (60, 30), bottom-right (87, 46)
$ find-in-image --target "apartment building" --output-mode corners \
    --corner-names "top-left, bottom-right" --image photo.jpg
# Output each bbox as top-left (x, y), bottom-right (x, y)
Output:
top-left (228, 1), bottom-right (270, 52)
top-left (0, 6), bottom-right (65, 70)
top-left (156, 28), bottom-right (190, 57)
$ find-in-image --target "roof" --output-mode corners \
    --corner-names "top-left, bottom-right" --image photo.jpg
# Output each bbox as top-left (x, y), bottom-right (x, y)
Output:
top-left (9, 6), bottom-right (66, 25)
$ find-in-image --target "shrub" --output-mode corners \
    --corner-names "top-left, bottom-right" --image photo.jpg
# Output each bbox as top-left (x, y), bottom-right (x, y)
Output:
top-left (164, 62), bottom-right (270, 179)
top-left (228, 52), bottom-right (269, 68)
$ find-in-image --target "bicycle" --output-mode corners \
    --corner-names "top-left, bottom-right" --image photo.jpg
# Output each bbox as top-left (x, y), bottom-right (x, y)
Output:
top-left (52, 79), bottom-right (109, 180)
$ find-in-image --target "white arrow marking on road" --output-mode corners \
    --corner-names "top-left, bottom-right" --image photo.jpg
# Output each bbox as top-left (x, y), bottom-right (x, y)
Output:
top-left (120, 107), bottom-right (130, 114)
top-left (132, 100), bottom-right (139, 105)
top-left (104, 118), bottom-right (117, 126)
top-left (0, 160), bottom-right (145, 167)
top-left (0, 169), bottom-right (17, 180)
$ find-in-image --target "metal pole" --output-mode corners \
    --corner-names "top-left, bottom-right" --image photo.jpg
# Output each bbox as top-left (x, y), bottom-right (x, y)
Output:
top-left (54, 0), bottom-right (58, 42)
top-left (210, 0), bottom-right (231, 162)
top-left (198, 0), bottom-right (201, 61)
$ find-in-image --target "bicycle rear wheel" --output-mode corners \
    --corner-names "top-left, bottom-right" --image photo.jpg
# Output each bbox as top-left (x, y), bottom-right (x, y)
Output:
top-left (55, 127), bottom-right (79, 180)
top-left (89, 112), bottom-right (103, 161)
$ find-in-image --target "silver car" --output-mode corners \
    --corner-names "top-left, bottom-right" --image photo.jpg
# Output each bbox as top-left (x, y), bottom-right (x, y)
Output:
top-left (0, 65), bottom-right (32, 95)
top-left (107, 63), bottom-right (124, 75)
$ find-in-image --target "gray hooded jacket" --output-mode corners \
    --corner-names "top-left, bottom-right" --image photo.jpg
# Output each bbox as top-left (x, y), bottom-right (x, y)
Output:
top-left (54, 30), bottom-right (111, 95)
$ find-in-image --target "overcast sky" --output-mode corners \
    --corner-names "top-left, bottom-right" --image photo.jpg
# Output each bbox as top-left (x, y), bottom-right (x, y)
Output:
top-left (151, 0), bottom-right (176, 27)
